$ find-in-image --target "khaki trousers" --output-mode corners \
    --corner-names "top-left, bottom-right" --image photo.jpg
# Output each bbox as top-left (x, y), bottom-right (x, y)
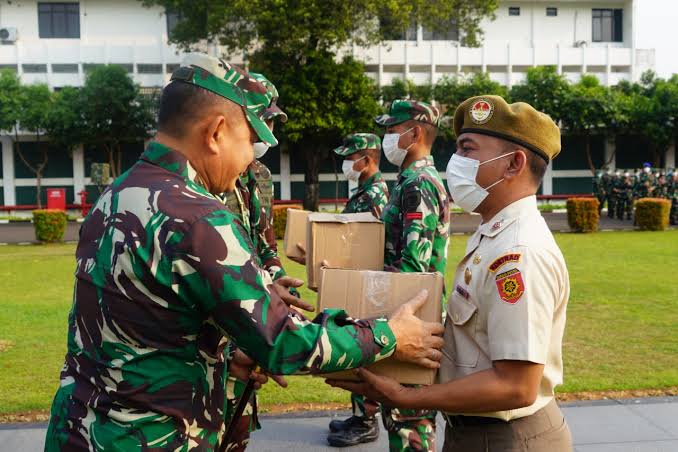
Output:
top-left (443, 400), bottom-right (572, 452)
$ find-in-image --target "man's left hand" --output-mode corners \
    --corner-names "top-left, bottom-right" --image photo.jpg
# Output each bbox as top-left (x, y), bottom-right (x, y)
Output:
top-left (326, 368), bottom-right (416, 408)
top-left (272, 276), bottom-right (315, 312)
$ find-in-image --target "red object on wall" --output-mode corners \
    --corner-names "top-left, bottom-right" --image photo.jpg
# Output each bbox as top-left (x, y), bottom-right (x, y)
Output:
top-left (46, 188), bottom-right (66, 211)
top-left (78, 190), bottom-right (90, 217)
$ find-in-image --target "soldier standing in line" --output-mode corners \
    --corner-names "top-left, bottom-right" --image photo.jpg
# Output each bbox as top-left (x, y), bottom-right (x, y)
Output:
top-left (326, 132), bottom-right (390, 446)
top-left (43, 53), bottom-right (446, 452)
top-left (373, 99), bottom-right (451, 452)
top-left (593, 169), bottom-right (606, 215)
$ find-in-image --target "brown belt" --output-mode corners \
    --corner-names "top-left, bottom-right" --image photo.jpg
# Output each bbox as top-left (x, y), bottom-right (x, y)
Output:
top-left (444, 413), bottom-right (507, 427)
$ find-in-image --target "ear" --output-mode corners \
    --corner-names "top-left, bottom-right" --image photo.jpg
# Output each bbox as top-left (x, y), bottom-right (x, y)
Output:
top-left (204, 115), bottom-right (227, 155)
top-left (412, 124), bottom-right (422, 143)
top-left (505, 149), bottom-right (528, 180)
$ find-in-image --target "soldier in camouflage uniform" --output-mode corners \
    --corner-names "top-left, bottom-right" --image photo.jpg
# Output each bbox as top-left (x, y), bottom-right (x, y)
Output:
top-left (326, 132), bottom-right (389, 447)
top-left (217, 73), bottom-right (295, 452)
top-left (44, 53), bottom-right (445, 452)
top-left (336, 133), bottom-right (389, 217)
top-left (375, 100), bottom-right (451, 452)
top-left (669, 171), bottom-right (678, 225)
top-left (593, 169), bottom-right (607, 215)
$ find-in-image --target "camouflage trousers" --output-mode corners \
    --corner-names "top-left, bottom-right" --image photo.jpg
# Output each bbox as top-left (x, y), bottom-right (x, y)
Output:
top-left (222, 377), bottom-right (260, 452)
top-left (381, 404), bottom-right (437, 452)
top-left (351, 393), bottom-right (380, 419)
top-left (671, 199), bottom-right (678, 225)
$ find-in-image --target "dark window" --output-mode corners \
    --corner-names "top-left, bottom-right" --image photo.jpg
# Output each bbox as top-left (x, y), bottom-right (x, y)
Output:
top-left (166, 63), bottom-right (180, 74)
top-left (423, 21), bottom-right (459, 41)
top-left (546, 7), bottom-right (558, 17)
top-left (22, 64), bottom-right (47, 73)
top-left (38, 3), bottom-right (80, 38)
top-left (137, 64), bottom-right (163, 74)
top-left (166, 9), bottom-right (182, 38)
top-left (381, 16), bottom-right (417, 41)
top-left (592, 9), bottom-right (623, 42)
top-left (509, 7), bottom-right (520, 16)
top-left (52, 63), bottom-right (78, 73)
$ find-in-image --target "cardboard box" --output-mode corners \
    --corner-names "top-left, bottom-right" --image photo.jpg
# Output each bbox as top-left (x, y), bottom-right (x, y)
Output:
top-left (283, 209), bottom-right (310, 258)
top-left (306, 212), bottom-right (384, 290)
top-left (317, 268), bottom-right (444, 385)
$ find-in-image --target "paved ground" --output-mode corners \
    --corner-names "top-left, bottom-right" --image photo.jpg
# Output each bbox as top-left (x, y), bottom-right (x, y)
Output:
top-left (1, 397), bottom-right (676, 451)
top-left (0, 212), bottom-right (637, 244)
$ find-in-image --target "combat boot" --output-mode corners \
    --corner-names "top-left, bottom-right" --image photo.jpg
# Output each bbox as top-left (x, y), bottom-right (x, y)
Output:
top-left (327, 416), bottom-right (379, 447)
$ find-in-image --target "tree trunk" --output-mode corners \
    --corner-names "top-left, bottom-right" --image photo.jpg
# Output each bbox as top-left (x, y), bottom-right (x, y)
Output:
top-left (303, 145), bottom-right (320, 211)
top-left (107, 145), bottom-right (116, 178)
top-left (34, 135), bottom-right (49, 209)
top-left (584, 132), bottom-right (596, 175)
top-left (331, 151), bottom-right (339, 211)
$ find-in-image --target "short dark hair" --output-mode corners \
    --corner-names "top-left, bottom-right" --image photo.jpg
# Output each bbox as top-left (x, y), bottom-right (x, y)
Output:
top-left (402, 120), bottom-right (437, 146)
top-left (359, 148), bottom-right (381, 165)
top-left (502, 141), bottom-right (547, 187)
top-left (157, 81), bottom-right (242, 137)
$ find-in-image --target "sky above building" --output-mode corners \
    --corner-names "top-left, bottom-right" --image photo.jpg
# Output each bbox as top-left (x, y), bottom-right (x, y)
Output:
top-left (636, 0), bottom-right (678, 78)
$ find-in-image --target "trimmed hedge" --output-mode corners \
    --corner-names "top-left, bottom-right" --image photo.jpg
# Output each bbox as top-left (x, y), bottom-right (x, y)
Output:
top-left (33, 209), bottom-right (68, 243)
top-left (634, 198), bottom-right (671, 231)
top-left (566, 198), bottom-right (600, 233)
top-left (272, 204), bottom-right (303, 240)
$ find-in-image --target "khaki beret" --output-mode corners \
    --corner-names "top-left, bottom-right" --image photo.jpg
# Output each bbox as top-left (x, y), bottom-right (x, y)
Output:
top-left (453, 95), bottom-right (561, 161)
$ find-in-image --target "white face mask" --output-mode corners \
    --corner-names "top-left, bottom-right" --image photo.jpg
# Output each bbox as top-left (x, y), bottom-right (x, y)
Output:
top-left (382, 127), bottom-right (415, 167)
top-left (445, 152), bottom-right (515, 213)
top-left (342, 156), bottom-right (366, 182)
top-left (253, 142), bottom-right (270, 159)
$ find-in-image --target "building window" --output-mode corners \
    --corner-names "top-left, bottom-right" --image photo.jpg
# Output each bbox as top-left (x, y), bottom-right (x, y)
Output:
top-left (137, 64), bottom-right (163, 74)
top-left (381, 18), bottom-right (417, 41)
top-left (423, 21), bottom-right (459, 41)
top-left (509, 7), bottom-right (520, 16)
top-left (546, 7), bottom-right (558, 17)
top-left (592, 9), bottom-right (623, 42)
top-left (166, 9), bottom-right (182, 39)
top-left (22, 64), bottom-right (48, 73)
top-left (38, 3), bottom-right (80, 39)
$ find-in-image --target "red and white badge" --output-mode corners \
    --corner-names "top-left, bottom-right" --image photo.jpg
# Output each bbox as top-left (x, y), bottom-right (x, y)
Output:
top-left (469, 99), bottom-right (494, 124)
top-left (495, 268), bottom-right (525, 304)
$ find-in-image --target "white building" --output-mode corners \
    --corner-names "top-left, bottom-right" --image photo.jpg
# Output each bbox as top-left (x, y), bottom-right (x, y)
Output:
top-left (0, 0), bottom-right (662, 207)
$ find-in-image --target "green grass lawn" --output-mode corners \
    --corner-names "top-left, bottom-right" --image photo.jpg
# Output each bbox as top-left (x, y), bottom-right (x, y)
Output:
top-left (1, 231), bottom-right (677, 415)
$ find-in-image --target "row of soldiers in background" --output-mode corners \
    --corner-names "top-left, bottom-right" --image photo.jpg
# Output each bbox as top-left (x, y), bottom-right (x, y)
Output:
top-left (593, 164), bottom-right (678, 225)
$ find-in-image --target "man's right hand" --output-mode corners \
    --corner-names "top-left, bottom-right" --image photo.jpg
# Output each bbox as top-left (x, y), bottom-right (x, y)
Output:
top-left (387, 290), bottom-right (445, 369)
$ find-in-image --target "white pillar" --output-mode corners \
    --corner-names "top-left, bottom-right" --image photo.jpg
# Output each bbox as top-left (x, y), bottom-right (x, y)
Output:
top-left (403, 44), bottom-right (409, 81)
top-left (507, 42), bottom-right (513, 89)
top-left (543, 160), bottom-right (553, 196)
top-left (2, 137), bottom-right (16, 206)
top-left (430, 43), bottom-right (435, 85)
top-left (72, 145), bottom-right (85, 203)
top-left (606, 44), bottom-right (612, 87)
top-left (665, 144), bottom-right (675, 169)
top-left (582, 45), bottom-right (587, 74)
top-left (378, 46), bottom-right (384, 88)
top-left (280, 148), bottom-right (291, 201)
top-left (557, 44), bottom-right (562, 74)
top-left (604, 137), bottom-right (616, 170)
top-left (481, 45), bottom-right (487, 73)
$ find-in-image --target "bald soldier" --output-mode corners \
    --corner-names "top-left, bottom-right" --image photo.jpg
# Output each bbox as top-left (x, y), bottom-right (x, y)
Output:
top-left (44, 53), bottom-right (446, 452)
top-left (329, 96), bottom-right (572, 451)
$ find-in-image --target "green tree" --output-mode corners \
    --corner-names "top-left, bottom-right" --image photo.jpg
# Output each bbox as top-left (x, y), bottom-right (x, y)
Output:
top-left (381, 79), bottom-right (433, 104)
top-left (141, 0), bottom-right (499, 209)
top-left (78, 65), bottom-right (155, 177)
top-left (44, 87), bottom-right (86, 153)
top-left (15, 84), bottom-right (54, 208)
top-left (560, 75), bottom-right (621, 174)
top-left (0, 70), bottom-right (22, 135)
top-left (508, 66), bottom-right (570, 122)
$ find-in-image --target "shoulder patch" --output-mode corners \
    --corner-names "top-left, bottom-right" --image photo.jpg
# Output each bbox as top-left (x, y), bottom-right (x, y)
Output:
top-left (488, 253), bottom-right (521, 272)
top-left (402, 189), bottom-right (422, 212)
top-left (495, 268), bottom-right (525, 304)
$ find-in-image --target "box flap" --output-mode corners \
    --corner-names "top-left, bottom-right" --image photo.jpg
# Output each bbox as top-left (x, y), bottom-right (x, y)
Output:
top-left (308, 212), bottom-right (382, 224)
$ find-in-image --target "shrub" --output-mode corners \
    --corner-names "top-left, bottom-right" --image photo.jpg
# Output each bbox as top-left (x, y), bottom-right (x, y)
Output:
top-left (634, 198), bottom-right (671, 231)
top-left (566, 198), bottom-right (600, 233)
top-left (32, 209), bottom-right (68, 243)
top-left (272, 204), bottom-right (303, 240)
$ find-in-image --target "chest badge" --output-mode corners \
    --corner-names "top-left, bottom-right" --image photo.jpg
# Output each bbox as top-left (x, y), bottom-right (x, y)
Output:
top-left (473, 254), bottom-right (481, 265)
top-left (491, 220), bottom-right (502, 231)
top-left (464, 267), bottom-right (472, 285)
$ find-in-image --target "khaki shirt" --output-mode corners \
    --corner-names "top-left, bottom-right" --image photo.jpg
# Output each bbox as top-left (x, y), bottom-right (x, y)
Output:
top-left (437, 195), bottom-right (569, 421)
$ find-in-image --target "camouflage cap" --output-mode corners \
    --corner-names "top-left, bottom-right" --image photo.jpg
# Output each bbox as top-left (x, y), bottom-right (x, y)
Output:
top-left (453, 95), bottom-right (561, 161)
top-left (333, 133), bottom-right (382, 157)
top-left (374, 99), bottom-right (441, 127)
top-left (250, 72), bottom-right (288, 123)
top-left (171, 53), bottom-right (278, 146)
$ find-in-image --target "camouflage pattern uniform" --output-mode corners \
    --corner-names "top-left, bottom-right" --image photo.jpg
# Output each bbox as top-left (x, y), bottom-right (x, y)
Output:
top-left (333, 133), bottom-right (389, 425)
top-left (45, 58), bottom-right (397, 452)
top-left (217, 72), bottom-right (288, 452)
top-left (335, 133), bottom-right (389, 219)
top-left (376, 100), bottom-right (451, 452)
top-left (670, 172), bottom-right (678, 225)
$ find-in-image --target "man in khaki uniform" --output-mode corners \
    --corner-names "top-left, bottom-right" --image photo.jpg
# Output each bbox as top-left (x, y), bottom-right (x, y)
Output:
top-left (328, 95), bottom-right (572, 452)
